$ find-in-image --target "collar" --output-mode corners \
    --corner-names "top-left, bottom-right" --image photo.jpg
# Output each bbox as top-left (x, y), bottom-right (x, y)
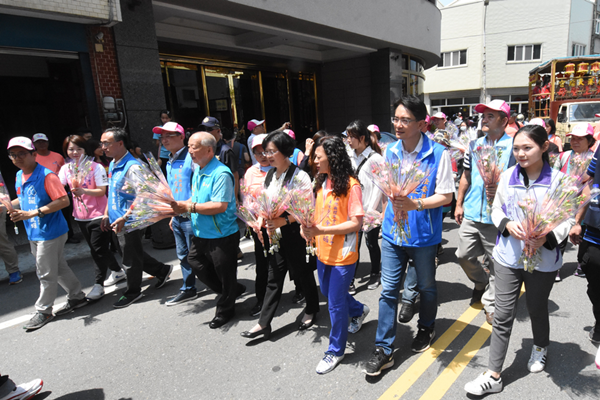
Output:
top-left (484, 131), bottom-right (510, 145)
top-left (169, 146), bottom-right (186, 162)
top-left (353, 146), bottom-right (373, 161)
top-left (401, 134), bottom-right (424, 155)
top-left (509, 162), bottom-right (553, 187)
top-left (199, 156), bottom-right (217, 172)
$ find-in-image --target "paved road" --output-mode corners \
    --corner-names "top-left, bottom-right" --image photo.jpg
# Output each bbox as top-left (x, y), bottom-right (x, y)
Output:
top-left (1, 220), bottom-right (599, 400)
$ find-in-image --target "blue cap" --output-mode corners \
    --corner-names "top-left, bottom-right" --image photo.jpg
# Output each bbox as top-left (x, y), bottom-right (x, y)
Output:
top-left (200, 116), bottom-right (220, 129)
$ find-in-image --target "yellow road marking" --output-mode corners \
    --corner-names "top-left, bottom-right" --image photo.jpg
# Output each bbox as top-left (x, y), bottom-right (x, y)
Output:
top-left (378, 304), bottom-right (482, 400)
top-left (418, 285), bottom-right (526, 400)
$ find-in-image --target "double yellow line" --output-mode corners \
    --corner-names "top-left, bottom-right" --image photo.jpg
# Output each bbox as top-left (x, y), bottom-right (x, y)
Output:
top-left (380, 286), bottom-right (525, 400)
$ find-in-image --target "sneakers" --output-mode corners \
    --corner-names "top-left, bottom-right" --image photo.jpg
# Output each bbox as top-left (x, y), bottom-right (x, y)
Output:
top-left (464, 371), bottom-right (503, 395)
top-left (348, 304), bottom-right (370, 333)
top-left (8, 271), bottom-right (23, 285)
top-left (367, 274), bottom-right (381, 290)
top-left (154, 264), bottom-right (173, 289)
top-left (527, 345), bottom-right (547, 373)
top-left (86, 284), bottom-right (105, 301)
top-left (363, 347), bottom-right (394, 376)
top-left (113, 293), bottom-right (143, 309)
top-left (348, 280), bottom-right (357, 295)
top-left (0, 378), bottom-right (43, 400)
top-left (589, 327), bottom-right (600, 345)
top-left (166, 290), bottom-right (197, 306)
top-left (555, 270), bottom-right (561, 282)
top-left (54, 297), bottom-right (88, 316)
top-left (412, 326), bottom-right (435, 353)
top-left (316, 353), bottom-right (344, 374)
top-left (104, 269), bottom-right (126, 286)
top-left (23, 312), bottom-right (53, 330)
top-left (574, 264), bottom-right (585, 277)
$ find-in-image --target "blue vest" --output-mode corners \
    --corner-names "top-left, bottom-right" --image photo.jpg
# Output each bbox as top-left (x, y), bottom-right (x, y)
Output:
top-left (167, 148), bottom-right (193, 202)
top-left (381, 134), bottom-right (446, 248)
top-left (16, 163), bottom-right (68, 241)
top-left (108, 152), bottom-right (139, 224)
top-left (191, 157), bottom-right (238, 239)
top-left (463, 132), bottom-right (515, 224)
top-left (289, 148), bottom-right (301, 165)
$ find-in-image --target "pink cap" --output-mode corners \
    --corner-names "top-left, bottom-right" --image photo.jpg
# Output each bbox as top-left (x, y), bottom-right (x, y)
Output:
top-left (152, 122), bottom-right (184, 135)
top-left (432, 112), bottom-right (446, 119)
top-left (367, 124), bottom-right (380, 133)
top-left (8, 136), bottom-right (35, 151)
top-left (568, 123), bottom-right (594, 137)
top-left (247, 119), bottom-right (265, 131)
top-left (474, 99), bottom-right (511, 116)
top-left (529, 118), bottom-right (546, 128)
top-left (32, 133), bottom-right (48, 142)
top-left (251, 134), bottom-right (267, 149)
top-left (283, 129), bottom-right (295, 139)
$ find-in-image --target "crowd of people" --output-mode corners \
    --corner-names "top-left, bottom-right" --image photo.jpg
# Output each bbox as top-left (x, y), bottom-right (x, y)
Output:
top-left (2, 95), bottom-right (600, 391)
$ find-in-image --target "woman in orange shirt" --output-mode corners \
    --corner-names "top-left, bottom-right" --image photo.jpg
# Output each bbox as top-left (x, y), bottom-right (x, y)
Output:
top-left (302, 135), bottom-right (369, 375)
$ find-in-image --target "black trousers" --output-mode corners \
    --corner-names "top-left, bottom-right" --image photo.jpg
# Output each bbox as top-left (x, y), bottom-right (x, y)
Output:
top-left (120, 230), bottom-right (168, 296)
top-left (258, 223), bottom-right (320, 327)
top-left (77, 219), bottom-right (121, 285)
top-left (188, 231), bottom-right (242, 318)
top-left (578, 239), bottom-right (600, 331)
top-left (355, 226), bottom-right (381, 278)
top-left (251, 228), bottom-right (269, 306)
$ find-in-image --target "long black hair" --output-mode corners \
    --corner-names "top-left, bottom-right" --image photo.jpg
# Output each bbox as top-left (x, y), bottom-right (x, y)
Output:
top-left (514, 124), bottom-right (550, 164)
top-left (346, 120), bottom-right (382, 155)
top-left (313, 135), bottom-right (357, 197)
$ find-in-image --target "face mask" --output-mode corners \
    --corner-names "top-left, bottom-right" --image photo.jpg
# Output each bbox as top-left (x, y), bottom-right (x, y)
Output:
top-left (460, 126), bottom-right (467, 132)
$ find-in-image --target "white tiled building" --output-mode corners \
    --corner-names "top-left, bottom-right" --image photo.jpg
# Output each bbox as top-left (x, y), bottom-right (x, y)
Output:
top-left (0, 0), bottom-right (121, 24)
top-left (424, 0), bottom-right (595, 117)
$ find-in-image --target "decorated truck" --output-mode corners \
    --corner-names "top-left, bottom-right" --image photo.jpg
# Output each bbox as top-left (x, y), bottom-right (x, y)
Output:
top-left (528, 55), bottom-right (600, 143)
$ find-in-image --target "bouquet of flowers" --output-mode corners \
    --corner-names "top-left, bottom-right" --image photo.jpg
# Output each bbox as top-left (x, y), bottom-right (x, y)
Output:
top-left (67, 155), bottom-right (94, 213)
top-left (285, 176), bottom-right (329, 261)
top-left (549, 153), bottom-right (560, 170)
top-left (567, 151), bottom-right (593, 182)
top-left (449, 134), bottom-right (471, 155)
top-left (472, 144), bottom-right (505, 214)
top-left (362, 209), bottom-right (383, 232)
top-left (254, 185), bottom-right (290, 255)
top-left (123, 197), bottom-right (177, 233)
top-left (515, 175), bottom-right (599, 272)
top-left (0, 171), bottom-right (18, 235)
top-left (236, 181), bottom-right (265, 250)
top-left (365, 159), bottom-right (432, 243)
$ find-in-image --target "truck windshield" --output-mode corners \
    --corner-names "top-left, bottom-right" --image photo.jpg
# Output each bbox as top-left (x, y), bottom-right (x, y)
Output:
top-left (570, 103), bottom-right (600, 122)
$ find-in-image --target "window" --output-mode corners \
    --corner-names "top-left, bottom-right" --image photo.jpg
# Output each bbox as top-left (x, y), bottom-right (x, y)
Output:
top-left (596, 20), bottom-right (600, 35)
top-left (572, 43), bottom-right (586, 56)
top-left (439, 50), bottom-right (467, 68)
top-left (507, 44), bottom-right (541, 62)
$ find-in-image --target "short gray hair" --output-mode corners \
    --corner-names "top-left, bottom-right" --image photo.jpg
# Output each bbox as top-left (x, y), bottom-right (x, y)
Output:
top-left (192, 131), bottom-right (217, 153)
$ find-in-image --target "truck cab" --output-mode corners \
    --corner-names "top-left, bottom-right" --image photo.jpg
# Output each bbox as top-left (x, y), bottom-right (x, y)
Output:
top-left (556, 101), bottom-right (600, 139)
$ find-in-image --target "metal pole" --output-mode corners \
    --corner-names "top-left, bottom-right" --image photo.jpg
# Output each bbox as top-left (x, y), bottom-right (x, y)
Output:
top-left (482, 0), bottom-right (489, 104)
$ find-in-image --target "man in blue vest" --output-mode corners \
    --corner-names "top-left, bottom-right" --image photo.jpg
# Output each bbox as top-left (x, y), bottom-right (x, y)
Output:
top-left (153, 121), bottom-right (200, 306)
top-left (171, 132), bottom-right (245, 329)
top-left (7, 136), bottom-right (87, 330)
top-left (455, 100), bottom-right (514, 325)
top-left (100, 128), bottom-right (173, 309)
top-left (363, 96), bottom-right (454, 376)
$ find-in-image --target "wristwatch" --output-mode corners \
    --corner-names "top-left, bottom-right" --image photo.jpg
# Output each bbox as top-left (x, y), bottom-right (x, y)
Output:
top-left (284, 215), bottom-right (290, 225)
top-left (37, 208), bottom-right (45, 218)
top-left (416, 199), bottom-right (424, 212)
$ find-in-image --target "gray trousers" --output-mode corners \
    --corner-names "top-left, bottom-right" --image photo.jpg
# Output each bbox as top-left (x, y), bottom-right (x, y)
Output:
top-left (0, 210), bottom-right (19, 274)
top-left (30, 233), bottom-right (85, 314)
top-left (456, 219), bottom-right (496, 313)
top-left (488, 261), bottom-right (555, 373)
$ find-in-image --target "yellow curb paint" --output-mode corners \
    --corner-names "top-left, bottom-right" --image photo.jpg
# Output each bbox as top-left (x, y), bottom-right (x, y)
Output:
top-left (417, 284), bottom-right (526, 400)
top-left (378, 304), bottom-right (482, 400)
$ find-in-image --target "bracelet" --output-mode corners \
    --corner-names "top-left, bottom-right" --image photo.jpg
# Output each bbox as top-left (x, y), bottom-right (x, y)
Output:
top-left (417, 199), bottom-right (424, 212)
top-left (37, 208), bottom-right (45, 218)
top-left (188, 203), bottom-right (192, 214)
top-left (284, 215), bottom-right (290, 225)
top-left (192, 202), bottom-right (197, 214)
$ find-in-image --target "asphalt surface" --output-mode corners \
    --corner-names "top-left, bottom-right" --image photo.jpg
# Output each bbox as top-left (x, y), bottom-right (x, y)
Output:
top-left (1, 220), bottom-right (599, 400)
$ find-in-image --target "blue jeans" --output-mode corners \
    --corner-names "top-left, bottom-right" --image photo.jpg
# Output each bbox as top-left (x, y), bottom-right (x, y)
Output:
top-left (171, 216), bottom-right (196, 292)
top-left (376, 239), bottom-right (438, 354)
top-left (401, 261), bottom-right (418, 304)
top-left (317, 260), bottom-right (364, 357)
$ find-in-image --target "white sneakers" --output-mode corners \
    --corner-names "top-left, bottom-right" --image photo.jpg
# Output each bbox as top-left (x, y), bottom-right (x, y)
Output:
top-left (464, 371), bottom-right (503, 395)
top-left (348, 304), bottom-right (370, 334)
top-left (104, 270), bottom-right (126, 286)
top-left (595, 344), bottom-right (600, 369)
top-left (316, 353), bottom-right (344, 374)
top-left (86, 284), bottom-right (105, 301)
top-left (527, 345), bottom-right (547, 373)
top-left (0, 378), bottom-right (43, 400)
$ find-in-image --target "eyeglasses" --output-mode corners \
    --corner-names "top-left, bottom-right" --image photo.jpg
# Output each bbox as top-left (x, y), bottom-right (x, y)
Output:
top-left (8, 151), bottom-right (30, 160)
top-left (263, 150), bottom-right (279, 157)
top-left (159, 133), bottom-right (181, 142)
top-left (100, 141), bottom-right (115, 148)
top-left (391, 117), bottom-right (416, 126)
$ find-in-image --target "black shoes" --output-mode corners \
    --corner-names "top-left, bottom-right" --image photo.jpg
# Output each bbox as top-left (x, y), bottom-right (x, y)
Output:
top-left (298, 313), bottom-right (317, 331)
top-left (292, 291), bottom-right (305, 304)
top-left (363, 347), bottom-right (394, 376)
top-left (166, 290), bottom-right (197, 306)
top-left (412, 325), bottom-right (435, 353)
top-left (54, 297), bottom-right (88, 316)
top-left (209, 315), bottom-right (231, 329)
top-left (236, 284), bottom-right (247, 298)
top-left (114, 293), bottom-right (143, 309)
top-left (470, 287), bottom-right (485, 305)
top-left (250, 302), bottom-right (262, 317)
top-left (154, 264), bottom-right (173, 289)
top-left (590, 327), bottom-right (600, 345)
top-left (348, 280), bottom-right (357, 295)
top-left (240, 325), bottom-right (271, 339)
top-left (398, 302), bottom-right (415, 323)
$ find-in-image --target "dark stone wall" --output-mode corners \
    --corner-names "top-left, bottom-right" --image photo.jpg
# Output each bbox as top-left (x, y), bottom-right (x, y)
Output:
top-left (320, 56), bottom-right (371, 134)
top-left (113, 0), bottom-right (166, 153)
top-left (370, 49), bottom-right (393, 134)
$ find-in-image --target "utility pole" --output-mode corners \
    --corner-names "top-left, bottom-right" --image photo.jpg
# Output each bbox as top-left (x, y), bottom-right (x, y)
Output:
top-left (482, 0), bottom-right (489, 104)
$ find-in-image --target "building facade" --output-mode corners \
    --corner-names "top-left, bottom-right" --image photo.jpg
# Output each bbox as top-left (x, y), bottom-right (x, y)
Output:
top-left (424, 0), bottom-right (595, 118)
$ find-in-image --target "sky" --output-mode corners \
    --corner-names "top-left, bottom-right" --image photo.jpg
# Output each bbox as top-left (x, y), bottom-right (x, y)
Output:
top-left (439, 0), bottom-right (454, 6)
